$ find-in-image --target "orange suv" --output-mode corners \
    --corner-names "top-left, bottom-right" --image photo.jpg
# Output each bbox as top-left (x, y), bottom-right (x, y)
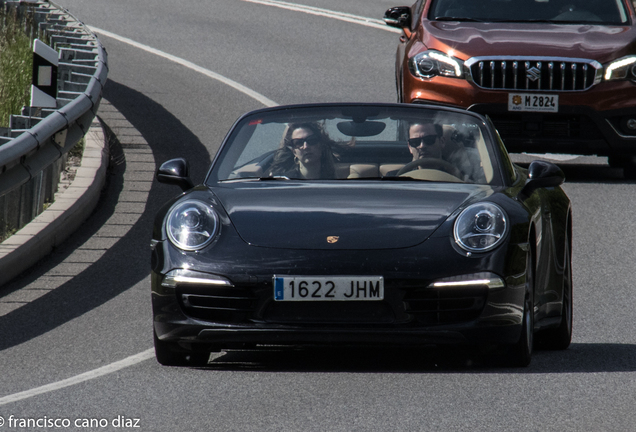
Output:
top-left (385, 0), bottom-right (636, 175)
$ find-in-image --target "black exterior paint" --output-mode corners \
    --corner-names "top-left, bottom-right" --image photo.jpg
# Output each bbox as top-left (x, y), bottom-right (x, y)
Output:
top-left (150, 103), bottom-right (571, 363)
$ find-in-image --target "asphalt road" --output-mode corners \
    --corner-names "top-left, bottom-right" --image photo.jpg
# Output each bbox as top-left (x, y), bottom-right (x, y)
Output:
top-left (1, 1), bottom-right (636, 431)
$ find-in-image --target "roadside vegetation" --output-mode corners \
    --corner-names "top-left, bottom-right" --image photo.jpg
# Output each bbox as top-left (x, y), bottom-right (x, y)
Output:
top-left (0, 7), bottom-right (49, 243)
top-left (0, 8), bottom-right (34, 128)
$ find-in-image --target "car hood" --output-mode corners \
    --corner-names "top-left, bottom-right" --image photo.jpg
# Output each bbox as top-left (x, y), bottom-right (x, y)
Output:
top-left (213, 182), bottom-right (493, 250)
top-left (422, 21), bottom-right (636, 64)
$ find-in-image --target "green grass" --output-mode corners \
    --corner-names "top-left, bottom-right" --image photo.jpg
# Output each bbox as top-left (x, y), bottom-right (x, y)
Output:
top-left (0, 9), bottom-right (34, 128)
top-left (0, 8), bottom-right (39, 242)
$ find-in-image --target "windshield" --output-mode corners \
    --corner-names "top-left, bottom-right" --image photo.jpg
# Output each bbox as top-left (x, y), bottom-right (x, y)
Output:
top-left (209, 105), bottom-right (500, 185)
top-left (429, 0), bottom-right (629, 24)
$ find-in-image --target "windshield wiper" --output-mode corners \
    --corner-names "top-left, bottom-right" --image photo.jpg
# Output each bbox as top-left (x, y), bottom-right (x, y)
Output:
top-left (486, 18), bottom-right (575, 23)
top-left (258, 175), bottom-right (293, 181)
top-left (218, 175), bottom-right (293, 183)
top-left (346, 176), bottom-right (434, 182)
top-left (435, 16), bottom-right (486, 22)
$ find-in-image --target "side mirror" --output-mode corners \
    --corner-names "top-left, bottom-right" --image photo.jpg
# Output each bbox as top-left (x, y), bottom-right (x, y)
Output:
top-left (517, 160), bottom-right (565, 200)
top-left (156, 158), bottom-right (195, 192)
top-left (384, 6), bottom-right (412, 28)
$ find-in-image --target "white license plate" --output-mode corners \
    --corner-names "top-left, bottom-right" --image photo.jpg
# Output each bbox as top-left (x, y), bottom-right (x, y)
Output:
top-left (273, 276), bottom-right (384, 301)
top-left (508, 93), bottom-right (559, 112)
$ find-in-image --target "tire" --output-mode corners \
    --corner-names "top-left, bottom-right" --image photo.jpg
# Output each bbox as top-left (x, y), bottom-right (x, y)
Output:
top-left (537, 234), bottom-right (573, 350)
top-left (624, 165), bottom-right (636, 180)
top-left (507, 251), bottom-right (535, 367)
top-left (154, 330), bottom-right (210, 367)
top-left (609, 155), bottom-right (636, 179)
top-left (608, 155), bottom-right (626, 169)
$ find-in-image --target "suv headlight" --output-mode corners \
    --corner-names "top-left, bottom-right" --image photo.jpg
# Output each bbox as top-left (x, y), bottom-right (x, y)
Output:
top-left (408, 50), bottom-right (464, 79)
top-left (166, 199), bottom-right (219, 251)
top-left (605, 55), bottom-right (636, 81)
top-left (454, 202), bottom-right (508, 252)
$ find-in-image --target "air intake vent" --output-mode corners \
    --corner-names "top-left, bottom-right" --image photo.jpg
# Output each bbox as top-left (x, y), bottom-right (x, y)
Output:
top-left (403, 286), bottom-right (487, 325)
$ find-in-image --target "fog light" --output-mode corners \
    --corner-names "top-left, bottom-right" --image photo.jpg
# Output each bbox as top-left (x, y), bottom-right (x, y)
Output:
top-left (627, 118), bottom-right (636, 130)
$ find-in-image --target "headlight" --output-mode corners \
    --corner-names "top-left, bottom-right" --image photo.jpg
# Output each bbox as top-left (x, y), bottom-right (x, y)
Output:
top-left (408, 50), bottom-right (464, 79)
top-left (454, 202), bottom-right (507, 252)
top-left (166, 199), bottom-right (219, 251)
top-left (604, 55), bottom-right (636, 81)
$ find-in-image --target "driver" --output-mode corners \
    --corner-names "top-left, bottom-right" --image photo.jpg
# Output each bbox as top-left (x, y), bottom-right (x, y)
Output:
top-left (383, 122), bottom-right (448, 177)
top-left (403, 122), bottom-right (482, 182)
top-left (407, 122), bottom-right (444, 161)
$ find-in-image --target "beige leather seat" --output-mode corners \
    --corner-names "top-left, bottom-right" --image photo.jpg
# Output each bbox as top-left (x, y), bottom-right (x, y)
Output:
top-left (379, 164), bottom-right (405, 177)
top-left (336, 163), bottom-right (379, 179)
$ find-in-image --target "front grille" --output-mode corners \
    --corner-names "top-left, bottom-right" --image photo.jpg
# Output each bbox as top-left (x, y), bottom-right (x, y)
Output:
top-left (177, 280), bottom-right (487, 327)
top-left (467, 57), bottom-right (602, 91)
top-left (179, 285), bottom-right (257, 323)
top-left (403, 286), bottom-right (487, 325)
top-left (263, 301), bottom-right (394, 324)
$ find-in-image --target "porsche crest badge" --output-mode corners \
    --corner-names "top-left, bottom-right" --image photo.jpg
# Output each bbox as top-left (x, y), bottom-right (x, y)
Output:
top-left (327, 236), bottom-right (339, 244)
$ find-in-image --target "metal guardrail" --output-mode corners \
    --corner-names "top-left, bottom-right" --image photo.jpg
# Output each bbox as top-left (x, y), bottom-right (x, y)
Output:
top-left (0, 0), bottom-right (107, 237)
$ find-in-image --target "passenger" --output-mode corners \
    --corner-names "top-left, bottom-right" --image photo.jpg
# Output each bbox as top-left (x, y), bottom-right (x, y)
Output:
top-left (268, 122), bottom-right (337, 179)
top-left (446, 126), bottom-right (487, 183)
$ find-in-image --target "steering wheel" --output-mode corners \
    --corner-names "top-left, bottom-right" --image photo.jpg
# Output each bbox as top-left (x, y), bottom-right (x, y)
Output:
top-left (396, 157), bottom-right (463, 179)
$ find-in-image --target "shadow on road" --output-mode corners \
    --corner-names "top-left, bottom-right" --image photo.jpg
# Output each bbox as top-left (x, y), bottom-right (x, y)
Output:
top-left (0, 80), bottom-right (210, 352)
top-left (192, 342), bottom-right (636, 374)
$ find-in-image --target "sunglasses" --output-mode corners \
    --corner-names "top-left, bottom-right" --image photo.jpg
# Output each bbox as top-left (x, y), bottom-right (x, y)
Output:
top-left (289, 135), bottom-right (320, 149)
top-left (408, 135), bottom-right (438, 148)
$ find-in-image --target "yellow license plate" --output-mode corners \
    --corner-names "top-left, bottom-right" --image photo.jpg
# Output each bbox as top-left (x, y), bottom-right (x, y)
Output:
top-left (509, 93), bottom-right (558, 112)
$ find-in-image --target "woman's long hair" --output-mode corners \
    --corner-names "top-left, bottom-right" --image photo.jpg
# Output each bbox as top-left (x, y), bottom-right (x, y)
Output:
top-left (269, 122), bottom-right (338, 178)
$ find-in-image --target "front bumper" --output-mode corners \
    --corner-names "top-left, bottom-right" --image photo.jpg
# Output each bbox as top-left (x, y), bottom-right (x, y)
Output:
top-left (152, 237), bottom-right (529, 350)
top-left (406, 77), bottom-right (636, 156)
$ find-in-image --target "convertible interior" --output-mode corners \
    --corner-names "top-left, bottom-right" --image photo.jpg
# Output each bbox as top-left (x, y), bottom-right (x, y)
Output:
top-left (227, 123), bottom-right (495, 184)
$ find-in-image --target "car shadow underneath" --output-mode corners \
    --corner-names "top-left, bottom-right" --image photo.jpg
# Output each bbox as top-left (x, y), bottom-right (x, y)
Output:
top-left (191, 342), bottom-right (636, 374)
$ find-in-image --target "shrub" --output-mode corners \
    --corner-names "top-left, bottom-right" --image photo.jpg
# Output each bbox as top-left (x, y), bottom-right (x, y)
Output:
top-left (0, 8), bottom-right (33, 128)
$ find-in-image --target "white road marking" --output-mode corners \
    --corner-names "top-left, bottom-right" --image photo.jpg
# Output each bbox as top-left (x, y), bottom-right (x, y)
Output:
top-left (0, 3), bottom-right (400, 406)
top-left (0, 349), bottom-right (155, 406)
top-left (89, 27), bottom-right (279, 108)
top-left (240, 0), bottom-right (402, 33)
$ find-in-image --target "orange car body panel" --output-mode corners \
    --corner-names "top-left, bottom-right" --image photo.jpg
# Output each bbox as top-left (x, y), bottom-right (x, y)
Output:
top-left (393, 0), bottom-right (636, 157)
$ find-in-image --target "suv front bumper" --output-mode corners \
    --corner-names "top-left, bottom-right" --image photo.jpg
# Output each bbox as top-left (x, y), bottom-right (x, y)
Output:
top-left (407, 78), bottom-right (636, 157)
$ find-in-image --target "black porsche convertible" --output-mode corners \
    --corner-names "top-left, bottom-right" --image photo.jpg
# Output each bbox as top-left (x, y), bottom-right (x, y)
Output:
top-left (151, 103), bottom-right (572, 367)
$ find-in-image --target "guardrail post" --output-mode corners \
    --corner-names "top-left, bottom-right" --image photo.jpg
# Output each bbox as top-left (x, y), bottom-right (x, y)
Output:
top-left (0, 0), bottom-right (107, 242)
